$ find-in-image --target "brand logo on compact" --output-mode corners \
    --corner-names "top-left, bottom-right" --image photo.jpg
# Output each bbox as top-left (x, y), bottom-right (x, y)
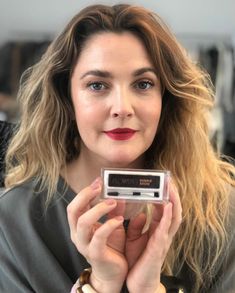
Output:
top-left (139, 178), bottom-right (152, 186)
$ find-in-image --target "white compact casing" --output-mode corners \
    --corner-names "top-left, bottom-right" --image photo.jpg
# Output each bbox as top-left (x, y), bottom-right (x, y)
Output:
top-left (101, 168), bottom-right (170, 203)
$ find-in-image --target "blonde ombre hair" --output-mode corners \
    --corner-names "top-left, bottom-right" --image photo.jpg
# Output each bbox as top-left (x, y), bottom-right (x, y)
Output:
top-left (5, 4), bottom-right (235, 292)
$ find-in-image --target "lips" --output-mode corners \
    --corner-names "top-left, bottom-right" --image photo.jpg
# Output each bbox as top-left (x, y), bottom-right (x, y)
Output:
top-left (104, 128), bottom-right (137, 140)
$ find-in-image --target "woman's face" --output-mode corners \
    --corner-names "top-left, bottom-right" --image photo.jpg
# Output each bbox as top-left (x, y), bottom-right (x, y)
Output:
top-left (71, 32), bottom-right (162, 168)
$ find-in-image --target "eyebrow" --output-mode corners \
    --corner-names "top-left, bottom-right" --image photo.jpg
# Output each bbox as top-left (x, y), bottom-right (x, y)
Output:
top-left (133, 67), bottom-right (157, 77)
top-left (80, 67), bottom-right (157, 80)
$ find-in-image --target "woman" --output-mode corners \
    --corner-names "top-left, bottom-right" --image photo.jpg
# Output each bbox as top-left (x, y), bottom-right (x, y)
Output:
top-left (0, 4), bottom-right (234, 293)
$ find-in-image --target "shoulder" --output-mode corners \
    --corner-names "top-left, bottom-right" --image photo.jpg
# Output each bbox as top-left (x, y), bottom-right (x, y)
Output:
top-left (0, 177), bottom-right (70, 252)
top-left (0, 178), bottom-right (79, 292)
top-left (0, 180), bottom-right (42, 233)
top-left (0, 177), bottom-right (74, 229)
top-left (0, 178), bottom-right (59, 237)
top-left (0, 179), bottom-right (37, 213)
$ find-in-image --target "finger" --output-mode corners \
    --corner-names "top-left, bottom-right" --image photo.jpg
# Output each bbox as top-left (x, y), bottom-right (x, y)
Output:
top-left (76, 199), bottom-right (118, 245)
top-left (157, 202), bottom-right (173, 235)
top-left (148, 204), bottom-right (164, 234)
top-left (126, 213), bottom-right (147, 240)
top-left (90, 216), bottom-right (124, 254)
top-left (67, 177), bottom-right (102, 241)
top-left (151, 204), bottom-right (164, 223)
top-left (168, 180), bottom-right (182, 236)
top-left (107, 199), bottom-right (126, 219)
top-left (146, 203), bottom-right (173, 256)
top-left (132, 204), bottom-right (173, 280)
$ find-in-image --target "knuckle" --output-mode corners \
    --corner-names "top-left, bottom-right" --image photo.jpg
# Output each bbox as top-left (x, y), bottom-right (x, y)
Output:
top-left (66, 203), bottom-right (74, 216)
top-left (92, 229), bottom-right (103, 241)
top-left (162, 232), bottom-right (168, 243)
top-left (70, 231), bottom-right (81, 247)
top-left (70, 236), bottom-right (87, 256)
top-left (77, 216), bottom-right (88, 228)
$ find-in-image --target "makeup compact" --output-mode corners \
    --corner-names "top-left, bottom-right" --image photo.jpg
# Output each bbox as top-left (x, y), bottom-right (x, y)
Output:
top-left (101, 168), bottom-right (170, 203)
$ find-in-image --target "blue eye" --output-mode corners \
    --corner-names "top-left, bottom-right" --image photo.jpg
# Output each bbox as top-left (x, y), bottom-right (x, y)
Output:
top-left (88, 82), bottom-right (106, 91)
top-left (135, 80), bottom-right (154, 90)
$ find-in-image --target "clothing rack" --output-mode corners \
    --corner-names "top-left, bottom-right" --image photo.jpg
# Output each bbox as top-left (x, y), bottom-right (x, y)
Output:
top-left (177, 34), bottom-right (235, 156)
top-left (177, 33), bottom-right (233, 47)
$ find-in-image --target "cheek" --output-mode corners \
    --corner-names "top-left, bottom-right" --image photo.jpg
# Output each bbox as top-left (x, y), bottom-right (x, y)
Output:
top-left (74, 100), bottom-right (105, 131)
top-left (73, 97), bottom-right (93, 115)
top-left (144, 101), bottom-right (162, 128)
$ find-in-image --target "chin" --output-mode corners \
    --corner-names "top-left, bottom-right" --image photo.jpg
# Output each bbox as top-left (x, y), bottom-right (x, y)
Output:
top-left (103, 153), bottom-right (144, 168)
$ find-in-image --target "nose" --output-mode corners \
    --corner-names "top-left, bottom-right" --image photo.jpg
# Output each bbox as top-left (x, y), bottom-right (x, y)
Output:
top-left (110, 88), bottom-right (134, 118)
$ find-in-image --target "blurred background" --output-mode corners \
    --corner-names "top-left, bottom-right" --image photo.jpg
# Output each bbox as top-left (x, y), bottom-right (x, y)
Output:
top-left (0, 0), bottom-right (234, 157)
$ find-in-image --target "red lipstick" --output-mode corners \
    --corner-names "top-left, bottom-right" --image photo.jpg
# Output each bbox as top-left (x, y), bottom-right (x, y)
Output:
top-left (104, 128), bottom-right (136, 140)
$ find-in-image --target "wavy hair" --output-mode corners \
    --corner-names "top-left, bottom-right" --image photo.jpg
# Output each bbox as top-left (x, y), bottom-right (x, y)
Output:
top-left (5, 4), bottom-right (235, 292)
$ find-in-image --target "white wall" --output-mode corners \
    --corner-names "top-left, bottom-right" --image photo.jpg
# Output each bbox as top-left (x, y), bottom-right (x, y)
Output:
top-left (0, 0), bottom-right (234, 45)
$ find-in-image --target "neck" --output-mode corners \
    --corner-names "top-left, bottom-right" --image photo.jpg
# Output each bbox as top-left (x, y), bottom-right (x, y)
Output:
top-left (62, 151), bottom-right (145, 194)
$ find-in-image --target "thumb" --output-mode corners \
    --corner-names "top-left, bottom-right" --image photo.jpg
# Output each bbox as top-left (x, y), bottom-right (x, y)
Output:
top-left (126, 213), bottom-right (147, 241)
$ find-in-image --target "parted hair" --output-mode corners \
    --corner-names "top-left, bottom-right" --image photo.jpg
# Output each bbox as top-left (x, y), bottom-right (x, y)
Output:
top-left (5, 4), bottom-right (235, 292)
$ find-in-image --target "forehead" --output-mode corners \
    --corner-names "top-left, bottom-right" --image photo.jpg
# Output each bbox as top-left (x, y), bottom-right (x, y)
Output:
top-left (74, 31), bottom-right (153, 70)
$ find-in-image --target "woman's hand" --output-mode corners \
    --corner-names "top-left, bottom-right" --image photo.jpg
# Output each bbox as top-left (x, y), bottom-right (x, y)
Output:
top-left (125, 181), bottom-right (182, 293)
top-left (67, 177), bottom-right (128, 293)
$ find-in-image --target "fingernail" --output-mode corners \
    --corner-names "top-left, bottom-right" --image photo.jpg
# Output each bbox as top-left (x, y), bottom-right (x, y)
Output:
top-left (115, 216), bottom-right (124, 222)
top-left (90, 177), bottom-right (101, 190)
top-left (105, 199), bottom-right (116, 205)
